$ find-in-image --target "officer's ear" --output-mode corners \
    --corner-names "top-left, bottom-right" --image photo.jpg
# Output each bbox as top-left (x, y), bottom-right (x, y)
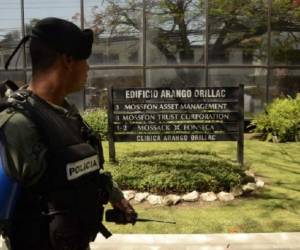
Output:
top-left (60, 54), bottom-right (74, 71)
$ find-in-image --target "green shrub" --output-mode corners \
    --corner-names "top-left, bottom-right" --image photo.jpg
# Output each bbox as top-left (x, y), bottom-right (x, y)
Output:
top-left (82, 109), bottom-right (108, 140)
top-left (250, 94), bottom-right (300, 142)
top-left (107, 149), bottom-right (246, 194)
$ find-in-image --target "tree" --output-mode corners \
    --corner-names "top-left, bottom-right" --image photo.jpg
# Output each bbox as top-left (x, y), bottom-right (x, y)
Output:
top-left (84, 0), bottom-right (300, 84)
top-left (87, 0), bottom-right (204, 84)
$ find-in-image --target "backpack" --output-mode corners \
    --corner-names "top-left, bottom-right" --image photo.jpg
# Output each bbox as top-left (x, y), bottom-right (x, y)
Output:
top-left (0, 80), bottom-right (21, 234)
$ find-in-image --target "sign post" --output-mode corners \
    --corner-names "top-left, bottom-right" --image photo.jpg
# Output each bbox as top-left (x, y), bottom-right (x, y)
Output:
top-left (107, 87), bottom-right (116, 162)
top-left (237, 84), bottom-right (244, 167)
top-left (108, 86), bottom-right (244, 166)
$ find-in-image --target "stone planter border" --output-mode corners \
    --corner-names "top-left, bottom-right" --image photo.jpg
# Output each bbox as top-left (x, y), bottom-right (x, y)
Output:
top-left (122, 172), bottom-right (264, 206)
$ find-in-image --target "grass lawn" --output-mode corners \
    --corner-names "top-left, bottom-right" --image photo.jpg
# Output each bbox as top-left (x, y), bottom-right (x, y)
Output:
top-left (102, 139), bottom-right (300, 233)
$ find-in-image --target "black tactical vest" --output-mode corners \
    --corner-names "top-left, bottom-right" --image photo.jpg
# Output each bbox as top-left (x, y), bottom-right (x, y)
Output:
top-left (2, 90), bottom-right (110, 239)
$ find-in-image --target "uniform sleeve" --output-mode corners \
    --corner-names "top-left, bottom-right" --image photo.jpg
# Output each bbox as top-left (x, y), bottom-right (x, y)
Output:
top-left (99, 171), bottom-right (124, 204)
top-left (2, 111), bottom-right (48, 187)
top-left (108, 180), bottom-right (124, 204)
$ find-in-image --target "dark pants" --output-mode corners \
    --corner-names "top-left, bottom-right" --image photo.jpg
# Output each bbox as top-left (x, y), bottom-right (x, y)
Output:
top-left (3, 216), bottom-right (52, 250)
top-left (49, 213), bottom-right (90, 250)
top-left (4, 214), bottom-right (90, 250)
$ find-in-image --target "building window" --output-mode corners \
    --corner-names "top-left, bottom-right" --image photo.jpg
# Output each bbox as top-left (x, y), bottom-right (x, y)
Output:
top-left (2, 0), bottom-right (300, 115)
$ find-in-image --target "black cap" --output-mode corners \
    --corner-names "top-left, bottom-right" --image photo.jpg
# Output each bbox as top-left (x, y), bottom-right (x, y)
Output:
top-left (5, 17), bottom-right (93, 70)
top-left (31, 17), bottom-right (94, 60)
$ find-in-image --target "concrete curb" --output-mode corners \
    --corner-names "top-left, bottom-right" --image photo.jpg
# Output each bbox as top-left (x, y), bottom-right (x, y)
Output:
top-left (2, 233), bottom-right (300, 249)
top-left (90, 233), bottom-right (300, 250)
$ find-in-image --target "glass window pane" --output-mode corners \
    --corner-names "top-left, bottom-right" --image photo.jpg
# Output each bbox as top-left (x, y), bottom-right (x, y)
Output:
top-left (271, 1), bottom-right (300, 65)
top-left (85, 69), bottom-right (142, 108)
top-left (0, 0), bottom-right (23, 69)
top-left (146, 68), bottom-right (205, 87)
top-left (208, 0), bottom-right (268, 65)
top-left (146, 0), bottom-right (205, 65)
top-left (85, 0), bottom-right (142, 66)
top-left (208, 68), bottom-right (267, 116)
top-left (270, 68), bottom-right (300, 101)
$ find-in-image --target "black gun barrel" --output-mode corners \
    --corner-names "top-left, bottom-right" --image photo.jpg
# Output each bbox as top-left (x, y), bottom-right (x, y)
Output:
top-left (136, 218), bottom-right (176, 224)
top-left (105, 209), bottom-right (176, 224)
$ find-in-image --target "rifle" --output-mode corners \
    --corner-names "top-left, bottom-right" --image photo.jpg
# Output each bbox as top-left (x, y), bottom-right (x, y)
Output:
top-left (105, 209), bottom-right (176, 225)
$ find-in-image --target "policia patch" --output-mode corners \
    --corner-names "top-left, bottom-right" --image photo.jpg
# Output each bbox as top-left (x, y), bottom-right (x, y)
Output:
top-left (66, 155), bottom-right (100, 180)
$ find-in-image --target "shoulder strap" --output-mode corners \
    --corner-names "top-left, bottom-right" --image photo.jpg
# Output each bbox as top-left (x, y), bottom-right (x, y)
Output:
top-left (6, 90), bottom-right (81, 150)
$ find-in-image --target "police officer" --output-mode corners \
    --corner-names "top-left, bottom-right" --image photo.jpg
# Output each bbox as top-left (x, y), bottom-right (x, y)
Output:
top-left (0, 17), bottom-right (136, 250)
